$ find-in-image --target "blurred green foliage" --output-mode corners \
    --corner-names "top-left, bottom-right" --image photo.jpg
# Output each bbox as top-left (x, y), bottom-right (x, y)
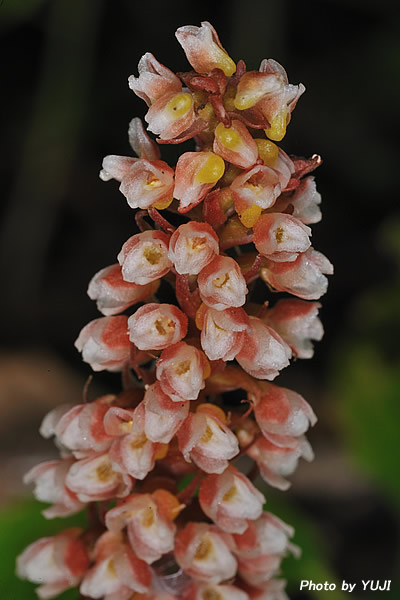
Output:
top-left (0, 500), bottom-right (86, 599)
top-left (0, 0), bottom-right (47, 27)
top-left (333, 216), bottom-right (400, 511)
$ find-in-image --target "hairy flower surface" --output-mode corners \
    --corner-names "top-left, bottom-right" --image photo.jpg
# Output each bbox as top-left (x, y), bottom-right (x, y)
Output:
top-left (18, 21), bottom-right (332, 600)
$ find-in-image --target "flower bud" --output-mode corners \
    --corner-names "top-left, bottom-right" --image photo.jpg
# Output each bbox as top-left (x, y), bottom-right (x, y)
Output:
top-left (118, 230), bottom-right (172, 285)
top-left (174, 152), bottom-right (225, 213)
top-left (261, 247), bottom-right (333, 300)
top-left (263, 299), bottom-right (323, 358)
top-left (128, 303), bottom-right (188, 351)
top-left (175, 522), bottom-right (237, 583)
top-left (88, 264), bottom-right (159, 316)
top-left (128, 52), bottom-right (182, 106)
top-left (17, 529), bottom-right (90, 599)
top-left (199, 466), bottom-right (265, 534)
top-left (156, 342), bottom-right (209, 402)
top-left (74, 315), bottom-right (130, 372)
top-left (213, 121), bottom-right (258, 169)
top-left (236, 317), bottom-right (291, 380)
top-left (253, 213), bottom-right (311, 262)
top-left (177, 407), bottom-right (239, 473)
top-left (198, 255), bottom-right (248, 311)
top-left (175, 22), bottom-right (236, 76)
top-left (168, 221), bottom-right (219, 275)
top-left (197, 305), bottom-right (249, 361)
top-left (128, 117), bottom-right (160, 161)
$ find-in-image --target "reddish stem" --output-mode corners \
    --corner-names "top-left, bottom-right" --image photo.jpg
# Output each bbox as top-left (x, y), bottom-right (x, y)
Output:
top-left (176, 273), bottom-right (201, 319)
top-left (177, 471), bottom-right (204, 504)
top-left (148, 207), bottom-right (176, 233)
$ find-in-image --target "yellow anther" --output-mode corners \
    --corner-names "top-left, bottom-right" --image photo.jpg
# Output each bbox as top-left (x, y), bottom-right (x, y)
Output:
top-left (223, 86), bottom-right (236, 112)
top-left (234, 90), bottom-right (259, 111)
top-left (130, 434), bottom-right (147, 450)
top-left (237, 203), bottom-right (262, 228)
top-left (196, 403), bottom-right (227, 424)
top-left (154, 443), bottom-right (169, 460)
top-left (215, 122), bottom-right (242, 151)
top-left (193, 90), bottom-right (208, 108)
top-left (213, 272), bottom-right (230, 289)
top-left (144, 174), bottom-right (162, 190)
top-left (152, 195), bottom-right (173, 210)
top-left (96, 461), bottom-right (113, 482)
top-left (175, 360), bottom-right (191, 375)
top-left (143, 245), bottom-right (162, 265)
top-left (203, 588), bottom-right (222, 600)
top-left (194, 153), bottom-right (225, 185)
top-left (211, 48), bottom-right (236, 77)
top-left (194, 537), bottom-right (213, 560)
top-left (107, 559), bottom-right (117, 577)
top-left (166, 93), bottom-right (193, 119)
top-left (265, 107), bottom-right (288, 142)
top-left (255, 138), bottom-right (279, 166)
top-left (120, 419), bottom-right (133, 434)
top-left (222, 485), bottom-right (237, 502)
top-left (141, 506), bottom-right (155, 528)
top-left (198, 102), bottom-right (215, 123)
top-left (275, 226), bottom-right (285, 244)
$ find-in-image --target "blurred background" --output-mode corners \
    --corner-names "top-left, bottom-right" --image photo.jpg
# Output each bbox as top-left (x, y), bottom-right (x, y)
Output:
top-left (1, 0), bottom-right (400, 598)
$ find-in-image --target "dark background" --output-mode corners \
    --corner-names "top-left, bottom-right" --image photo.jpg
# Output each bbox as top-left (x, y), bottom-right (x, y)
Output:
top-left (1, 1), bottom-right (400, 599)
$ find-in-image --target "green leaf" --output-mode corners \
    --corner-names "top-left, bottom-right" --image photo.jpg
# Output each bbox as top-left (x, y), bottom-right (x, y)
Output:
top-left (0, 499), bottom-right (87, 600)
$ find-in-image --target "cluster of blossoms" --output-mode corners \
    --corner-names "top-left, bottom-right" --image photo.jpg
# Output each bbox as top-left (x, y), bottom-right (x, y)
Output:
top-left (17, 22), bottom-right (332, 600)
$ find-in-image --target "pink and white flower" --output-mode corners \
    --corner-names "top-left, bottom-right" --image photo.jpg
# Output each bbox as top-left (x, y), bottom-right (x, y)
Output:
top-left (263, 299), bottom-right (323, 358)
top-left (168, 221), bottom-right (219, 275)
top-left (145, 91), bottom-right (196, 141)
top-left (290, 176), bottom-right (322, 224)
top-left (128, 53), bottom-right (182, 106)
top-left (65, 452), bottom-right (133, 502)
top-left (52, 395), bottom-right (115, 458)
top-left (261, 247), bottom-right (333, 300)
top-left (198, 255), bottom-right (247, 311)
top-left (75, 315), bottom-right (130, 372)
top-left (17, 529), bottom-right (89, 599)
top-left (231, 512), bottom-right (298, 559)
top-left (253, 383), bottom-right (317, 439)
top-left (175, 21), bottom-right (236, 76)
top-left (128, 303), bottom-right (188, 351)
top-left (135, 382), bottom-right (189, 443)
top-left (213, 120), bottom-right (258, 169)
top-left (199, 466), bottom-right (265, 534)
top-left (236, 316), bottom-right (291, 380)
top-left (118, 230), bottom-right (172, 285)
top-left (80, 531), bottom-right (152, 599)
top-left (23, 459), bottom-right (85, 518)
top-left (105, 490), bottom-right (180, 563)
top-left (177, 405), bottom-right (239, 473)
top-left (197, 305), bottom-right (249, 361)
top-left (253, 213), bottom-right (311, 262)
top-left (175, 522), bottom-right (237, 583)
top-left (174, 152), bottom-right (225, 213)
top-left (184, 582), bottom-right (249, 600)
top-left (248, 434), bottom-right (314, 491)
top-left (156, 341), bottom-right (209, 402)
top-left (109, 424), bottom-right (165, 480)
top-left (119, 159), bottom-right (175, 210)
top-left (88, 264), bottom-right (159, 316)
